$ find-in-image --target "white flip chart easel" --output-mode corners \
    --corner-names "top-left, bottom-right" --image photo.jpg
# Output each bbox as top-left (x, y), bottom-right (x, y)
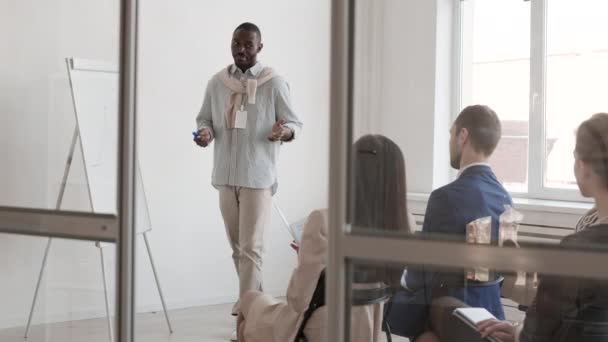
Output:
top-left (24, 58), bottom-right (173, 341)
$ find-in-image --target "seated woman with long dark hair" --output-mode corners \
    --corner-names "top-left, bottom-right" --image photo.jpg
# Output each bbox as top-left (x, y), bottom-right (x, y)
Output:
top-left (236, 134), bottom-right (415, 342)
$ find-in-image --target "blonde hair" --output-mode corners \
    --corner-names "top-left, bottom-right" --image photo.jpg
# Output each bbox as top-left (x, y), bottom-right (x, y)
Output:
top-left (576, 113), bottom-right (608, 185)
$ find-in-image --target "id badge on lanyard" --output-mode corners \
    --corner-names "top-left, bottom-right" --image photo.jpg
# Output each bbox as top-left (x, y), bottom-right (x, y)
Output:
top-left (235, 105), bottom-right (247, 129)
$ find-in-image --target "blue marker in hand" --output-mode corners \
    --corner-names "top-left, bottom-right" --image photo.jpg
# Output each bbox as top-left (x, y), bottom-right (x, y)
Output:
top-left (192, 131), bottom-right (200, 138)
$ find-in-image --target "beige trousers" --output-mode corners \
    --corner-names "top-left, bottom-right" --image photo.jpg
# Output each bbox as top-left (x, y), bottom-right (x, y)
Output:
top-left (219, 186), bottom-right (272, 315)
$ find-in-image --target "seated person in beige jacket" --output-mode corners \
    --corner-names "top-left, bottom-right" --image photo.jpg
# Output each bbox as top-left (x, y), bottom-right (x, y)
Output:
top-left (237, 135), bottom-right (416, 342)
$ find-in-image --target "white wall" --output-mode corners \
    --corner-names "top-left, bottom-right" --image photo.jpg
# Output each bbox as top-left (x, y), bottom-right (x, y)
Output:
top-left (356, 0), bottom-right (454, 194)
top-left (0, 0), bottom-right (330, 329)
top-left (380, 0), bottom-right (439, 193)
top-left (433, 0), bottom-right (457, 189)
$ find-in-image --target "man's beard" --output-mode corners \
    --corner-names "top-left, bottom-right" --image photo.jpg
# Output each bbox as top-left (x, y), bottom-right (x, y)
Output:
top-left (450, 151), bottom-right (461, 170)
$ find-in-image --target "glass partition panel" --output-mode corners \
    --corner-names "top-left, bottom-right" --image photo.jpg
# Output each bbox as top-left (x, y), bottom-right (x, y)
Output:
top-left (345, 258), bottom-right (608, 341)
top-left (0, 0), bottom-right (120, 215)
top-left (0, 234), bottom-right (117, 342)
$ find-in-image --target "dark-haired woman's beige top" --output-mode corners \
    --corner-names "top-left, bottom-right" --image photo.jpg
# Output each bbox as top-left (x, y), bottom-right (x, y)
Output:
top-left (240, 209), bottom-right (416, 342)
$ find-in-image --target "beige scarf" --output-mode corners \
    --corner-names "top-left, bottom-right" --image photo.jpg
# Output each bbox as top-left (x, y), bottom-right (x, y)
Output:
top-left (217, 65), bottom-right (276, 129)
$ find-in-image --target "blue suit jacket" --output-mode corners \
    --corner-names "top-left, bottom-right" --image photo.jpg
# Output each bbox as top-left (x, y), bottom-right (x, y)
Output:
top-left (405, 165), bottom-right (512, 319)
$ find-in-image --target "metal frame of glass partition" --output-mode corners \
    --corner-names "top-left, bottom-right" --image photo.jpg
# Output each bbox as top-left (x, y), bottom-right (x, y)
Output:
top-left (0, 0), bottom-right (138, 341)
top-left (327, 0), bottom-right (608, 340)
top-left (0, 207), bottom-right (117, 241)
top-left (117, 0), bottom-right (138, 340)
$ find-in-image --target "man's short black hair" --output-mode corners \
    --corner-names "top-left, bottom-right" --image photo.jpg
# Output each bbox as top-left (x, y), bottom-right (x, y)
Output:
top-left (454, 105), bottom-right (502, 156)
top-left (234, 22), bottom-right (262, 40)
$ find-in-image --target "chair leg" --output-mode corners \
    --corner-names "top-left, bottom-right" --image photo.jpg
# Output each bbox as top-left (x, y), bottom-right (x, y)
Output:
top-left (383, 318), bottom-right (392, 342)
top-left (383, 298), bottom-right (393, 342)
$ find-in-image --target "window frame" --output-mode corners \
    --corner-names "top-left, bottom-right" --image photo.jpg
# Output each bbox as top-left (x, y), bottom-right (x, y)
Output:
top-left (456, 0), bottom-right (591, 203)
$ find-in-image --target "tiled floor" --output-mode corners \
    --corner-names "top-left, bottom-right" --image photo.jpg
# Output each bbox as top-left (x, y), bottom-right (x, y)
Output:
top-left (0, 301), bottom-right (523, 342)
top-left (1, 304), bottom-right (228, 342)
top-left (0, 302), bottom-right (408, 342)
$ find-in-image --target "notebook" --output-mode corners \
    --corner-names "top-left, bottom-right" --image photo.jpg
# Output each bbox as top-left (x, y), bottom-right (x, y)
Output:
top-left (452, 308), bottom-right (503, 342)
top-left (289, 217), bottom-right (307, 246)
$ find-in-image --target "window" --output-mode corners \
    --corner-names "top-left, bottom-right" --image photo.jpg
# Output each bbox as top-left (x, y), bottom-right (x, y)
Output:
top-left (544, 0), bottom-right (608, 190)
top-left (459, 0), bottom-right (608, 201)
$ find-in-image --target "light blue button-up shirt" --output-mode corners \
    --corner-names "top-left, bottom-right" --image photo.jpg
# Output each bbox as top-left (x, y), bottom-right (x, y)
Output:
top-left (196, 62), bottom-right (302, 194)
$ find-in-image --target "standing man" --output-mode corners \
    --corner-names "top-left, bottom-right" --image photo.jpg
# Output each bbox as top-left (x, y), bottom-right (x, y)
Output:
top-left (194, 22), bottom-right (302, 340)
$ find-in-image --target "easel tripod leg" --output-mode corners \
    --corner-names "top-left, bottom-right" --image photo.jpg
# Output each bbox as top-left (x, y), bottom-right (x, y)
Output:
top-left (143, 232), bottom-right (173, 333)
top-left (24, 127), bottom-right (79, 336)
top-left (24, 238), bottom-right (53, 338)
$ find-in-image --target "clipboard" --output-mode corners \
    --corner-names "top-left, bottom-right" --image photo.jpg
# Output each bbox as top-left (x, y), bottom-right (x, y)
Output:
top-left (273, 200), bottom-right (306, 246)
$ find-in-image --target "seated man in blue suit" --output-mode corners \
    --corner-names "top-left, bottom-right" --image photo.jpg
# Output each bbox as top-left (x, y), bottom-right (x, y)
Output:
top-left (390, 105), bottom-right (512, 338)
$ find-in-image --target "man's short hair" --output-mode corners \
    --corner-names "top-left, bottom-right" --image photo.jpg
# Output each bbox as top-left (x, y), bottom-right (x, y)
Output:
top-left (454, 105), bottom-right (502, 156)
top-left (234, 22), bottom-right (262, 40)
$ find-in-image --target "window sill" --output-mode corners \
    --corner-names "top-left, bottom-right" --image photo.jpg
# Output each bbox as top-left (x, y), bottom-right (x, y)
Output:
top-left (408, 192), bottom-right (591, 214)
top-left (511, 197), bottom-right (592, 215)
top-left (407, 192), bottom-right (593, 229)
